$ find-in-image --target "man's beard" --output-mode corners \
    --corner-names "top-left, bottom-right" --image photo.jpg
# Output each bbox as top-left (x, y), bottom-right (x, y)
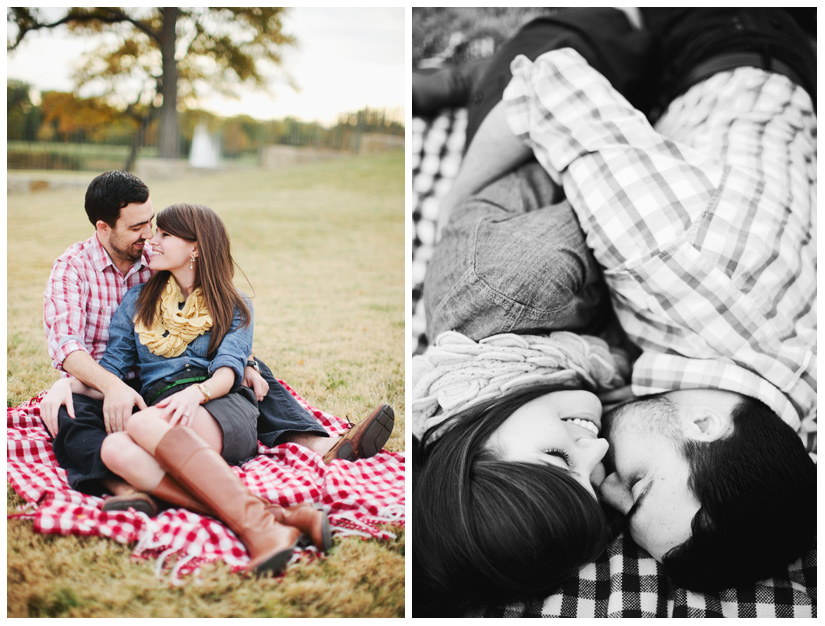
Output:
top-left (110, 236), bottom-right (145, 262)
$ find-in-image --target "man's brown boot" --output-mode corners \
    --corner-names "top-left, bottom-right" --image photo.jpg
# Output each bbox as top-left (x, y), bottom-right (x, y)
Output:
top-left (322, 404), bottom-right (395, 464)
top-left (102, 489), bottom-right (159, 517)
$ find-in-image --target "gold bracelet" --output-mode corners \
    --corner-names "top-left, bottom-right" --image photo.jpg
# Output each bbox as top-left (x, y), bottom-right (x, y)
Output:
top-left (197, 383), bottom-right (211, 403)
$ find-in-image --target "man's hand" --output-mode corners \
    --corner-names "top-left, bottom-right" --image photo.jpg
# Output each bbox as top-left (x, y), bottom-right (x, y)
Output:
top-left (242, 365), bottom-right (269, 402)
top-left (40, 378), bottom-right (75, 437)
top-left (102, 380), bottom-right (147, 433)
top-left (599, 385), bottom-right (637, 413)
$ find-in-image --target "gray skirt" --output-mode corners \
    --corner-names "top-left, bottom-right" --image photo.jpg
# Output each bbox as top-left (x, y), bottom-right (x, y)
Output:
top-left (152, 382), bottom-right (260, 466)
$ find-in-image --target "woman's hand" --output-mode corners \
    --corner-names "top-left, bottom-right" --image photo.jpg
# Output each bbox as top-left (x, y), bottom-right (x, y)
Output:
top-left (242, 365), bottom-right (269, 401)
top-left (155, 385), bottom-right (204, 427)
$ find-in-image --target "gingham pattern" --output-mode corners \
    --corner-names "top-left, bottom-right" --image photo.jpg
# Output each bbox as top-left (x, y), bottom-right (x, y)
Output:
top-left (505, 49), bottom-right (816, 448)
top-left (410, 86), bottom-right (816, 620)
top-left (44, 234), bottom-right (152, 372)
top-left (410, 110), bottom-right (467, 356)
top-left (8, 385), bottom-right (404, 582)
top-left (475, 534), bottom-right (816, 618)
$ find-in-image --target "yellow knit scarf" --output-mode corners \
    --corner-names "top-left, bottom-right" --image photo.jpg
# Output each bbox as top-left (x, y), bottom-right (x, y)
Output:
top-left (135, 275), bottom-right (213, 358)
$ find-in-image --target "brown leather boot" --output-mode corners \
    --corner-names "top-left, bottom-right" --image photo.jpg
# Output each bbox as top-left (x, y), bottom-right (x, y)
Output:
top-left (154, 426), bottom-right (302, 576)
top-left (322, 404), bottom-right (395, 464)
top-left (102, 489), bottom-right (159, 517)
top-left (265, 503), bottom-right (332, 552)
top-left (151, 474), bottom-right (212, 517)
top-left (152, 476), bottom-right (330, 553)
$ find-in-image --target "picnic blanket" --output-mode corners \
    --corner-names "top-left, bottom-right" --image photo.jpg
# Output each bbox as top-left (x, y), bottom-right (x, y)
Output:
top-left (7, 383), bottom-right (405, 584)
top-left (411, 108), bottom-right (817, 617)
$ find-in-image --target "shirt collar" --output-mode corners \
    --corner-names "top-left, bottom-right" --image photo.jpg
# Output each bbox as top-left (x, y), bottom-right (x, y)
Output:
top-left (631, 352), bottom-right (803, 431)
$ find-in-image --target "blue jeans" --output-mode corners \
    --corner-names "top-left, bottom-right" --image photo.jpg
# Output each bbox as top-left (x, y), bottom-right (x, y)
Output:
top-left (424, 162), bottom-right (609, 341)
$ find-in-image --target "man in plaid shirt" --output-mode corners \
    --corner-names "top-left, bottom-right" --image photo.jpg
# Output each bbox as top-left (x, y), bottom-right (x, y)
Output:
top-left (42, 171), bottom-right (393, 508)
top-left (43, 171), bottom-right (155, 434)
top-left (437, 8), bottom-right (815, 591)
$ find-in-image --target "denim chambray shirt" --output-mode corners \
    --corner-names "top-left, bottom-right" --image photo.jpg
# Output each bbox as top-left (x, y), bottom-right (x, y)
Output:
top-left (99, 283), bottom-right (253, 396)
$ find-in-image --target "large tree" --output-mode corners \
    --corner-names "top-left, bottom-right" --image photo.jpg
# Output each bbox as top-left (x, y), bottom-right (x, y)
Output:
top-left (7, 7), bottom-right (295, 160)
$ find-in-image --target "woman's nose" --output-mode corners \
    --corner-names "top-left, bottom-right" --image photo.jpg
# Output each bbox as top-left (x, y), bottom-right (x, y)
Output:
top-left (576, 437), bottom-right (609, 474)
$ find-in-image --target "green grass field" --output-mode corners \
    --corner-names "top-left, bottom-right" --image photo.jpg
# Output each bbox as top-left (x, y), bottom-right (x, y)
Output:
top-left (7, 152), bottom-right (405, 617)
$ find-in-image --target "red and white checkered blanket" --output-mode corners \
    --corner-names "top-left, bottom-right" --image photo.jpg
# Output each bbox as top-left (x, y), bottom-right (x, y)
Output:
top-left (7, 384), bottom-right (405, 583)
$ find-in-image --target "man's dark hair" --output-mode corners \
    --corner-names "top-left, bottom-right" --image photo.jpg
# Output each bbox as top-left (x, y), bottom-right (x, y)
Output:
top-left (84, 171), bottom-right (150, 228)
top-left (662, 396), bottom-right (816, 591)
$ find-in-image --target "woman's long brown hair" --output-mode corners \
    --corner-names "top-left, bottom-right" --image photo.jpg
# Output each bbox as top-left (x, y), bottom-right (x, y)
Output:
top-left (134, 203), bottom-right (251, 357)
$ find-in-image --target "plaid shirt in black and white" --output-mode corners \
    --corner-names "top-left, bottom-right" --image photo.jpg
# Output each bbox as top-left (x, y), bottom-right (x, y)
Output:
top-left (505, 49), bottom-right (816, 450)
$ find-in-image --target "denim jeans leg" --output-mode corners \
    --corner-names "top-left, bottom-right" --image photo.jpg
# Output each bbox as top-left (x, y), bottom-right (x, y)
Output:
top-left (50, 393), bottom-right (119, 496)
top-left (425, 161), bottom-right (608, 342)
top-left (254, 358), bottom-right (329, 447)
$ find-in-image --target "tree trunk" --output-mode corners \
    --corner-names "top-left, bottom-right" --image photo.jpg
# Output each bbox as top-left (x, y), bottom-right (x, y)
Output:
top-left (158, 7), bottom-right (179, 159)
top-left (123, 109), bottom-right (153, 172)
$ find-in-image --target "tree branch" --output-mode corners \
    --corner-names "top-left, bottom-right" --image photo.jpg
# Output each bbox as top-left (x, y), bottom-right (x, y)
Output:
top-left (8, 7), bottom-right (160, 51)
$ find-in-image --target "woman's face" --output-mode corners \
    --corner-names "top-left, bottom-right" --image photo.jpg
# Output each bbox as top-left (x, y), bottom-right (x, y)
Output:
top-left (147, 228), bottom-right (197, 273)
top-left (484, 390), bottom-right (608, 499)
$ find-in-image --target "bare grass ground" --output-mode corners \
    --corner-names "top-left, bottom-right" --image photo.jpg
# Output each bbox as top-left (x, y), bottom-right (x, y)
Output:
top-left (7, 152), bottom-right (405, 618)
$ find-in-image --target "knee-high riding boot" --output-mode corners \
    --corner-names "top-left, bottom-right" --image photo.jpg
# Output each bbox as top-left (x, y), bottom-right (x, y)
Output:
top-left (154, 474), bottom-right (332, 552)
top-left (266, 502), bottom-right (332, 552)
top-left (153, 426), bottom-right (301, 575)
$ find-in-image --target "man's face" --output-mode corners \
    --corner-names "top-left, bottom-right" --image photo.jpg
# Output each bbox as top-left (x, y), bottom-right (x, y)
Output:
top-left (99, 199), bottom-right (155, 265)
top-left (598, 390), bottom-right (738, 561)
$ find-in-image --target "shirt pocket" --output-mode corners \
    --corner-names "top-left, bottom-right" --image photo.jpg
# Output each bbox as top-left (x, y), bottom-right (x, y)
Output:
top-left (85, 305), bottom-right (116, 344)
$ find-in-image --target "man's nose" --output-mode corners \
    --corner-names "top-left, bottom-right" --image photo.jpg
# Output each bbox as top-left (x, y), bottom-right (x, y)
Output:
top-left (141, 223), bottom-right (154, 239)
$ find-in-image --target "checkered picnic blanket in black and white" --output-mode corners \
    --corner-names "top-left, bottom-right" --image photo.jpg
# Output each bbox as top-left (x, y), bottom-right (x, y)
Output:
top-left (410, 109), bottom-right (817, 618)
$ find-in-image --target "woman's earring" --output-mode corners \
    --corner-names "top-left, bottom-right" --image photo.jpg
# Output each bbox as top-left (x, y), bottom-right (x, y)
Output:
top-left (190, 253), bottom-right (196, 270)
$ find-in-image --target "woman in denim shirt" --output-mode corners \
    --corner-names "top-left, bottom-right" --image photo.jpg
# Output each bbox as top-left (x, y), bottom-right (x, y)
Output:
top-left (67, 203), bottom-right (329, 576)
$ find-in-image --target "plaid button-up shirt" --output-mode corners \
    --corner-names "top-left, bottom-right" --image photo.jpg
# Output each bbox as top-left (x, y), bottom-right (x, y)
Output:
top-left (504, 49), bottom-right (816, 446)
top-left (44, 233), bottom-right (152, 374)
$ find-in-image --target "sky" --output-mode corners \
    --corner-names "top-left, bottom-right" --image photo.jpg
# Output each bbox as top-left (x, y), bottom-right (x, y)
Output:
top-left (6, 7), bottom-right (406, 126)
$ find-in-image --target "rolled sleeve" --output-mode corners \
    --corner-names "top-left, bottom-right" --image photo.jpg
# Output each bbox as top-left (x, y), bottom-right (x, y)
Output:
top-left (503, 48), bottom-right (725, 269)
top-left (504, 48), bottom-right (655, 185)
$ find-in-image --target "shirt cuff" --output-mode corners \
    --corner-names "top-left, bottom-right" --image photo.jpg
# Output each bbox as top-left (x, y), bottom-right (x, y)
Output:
top-left (53, 341), bottom-right (87, 372)
top-left (503, 54), bottom-right (534, 141)
top-left (209, 357), bottom-right (244, 383)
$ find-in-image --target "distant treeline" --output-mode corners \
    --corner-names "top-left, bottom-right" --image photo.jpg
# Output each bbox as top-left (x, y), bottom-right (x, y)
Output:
top-left (7, 80), bottom-right (404, 159)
